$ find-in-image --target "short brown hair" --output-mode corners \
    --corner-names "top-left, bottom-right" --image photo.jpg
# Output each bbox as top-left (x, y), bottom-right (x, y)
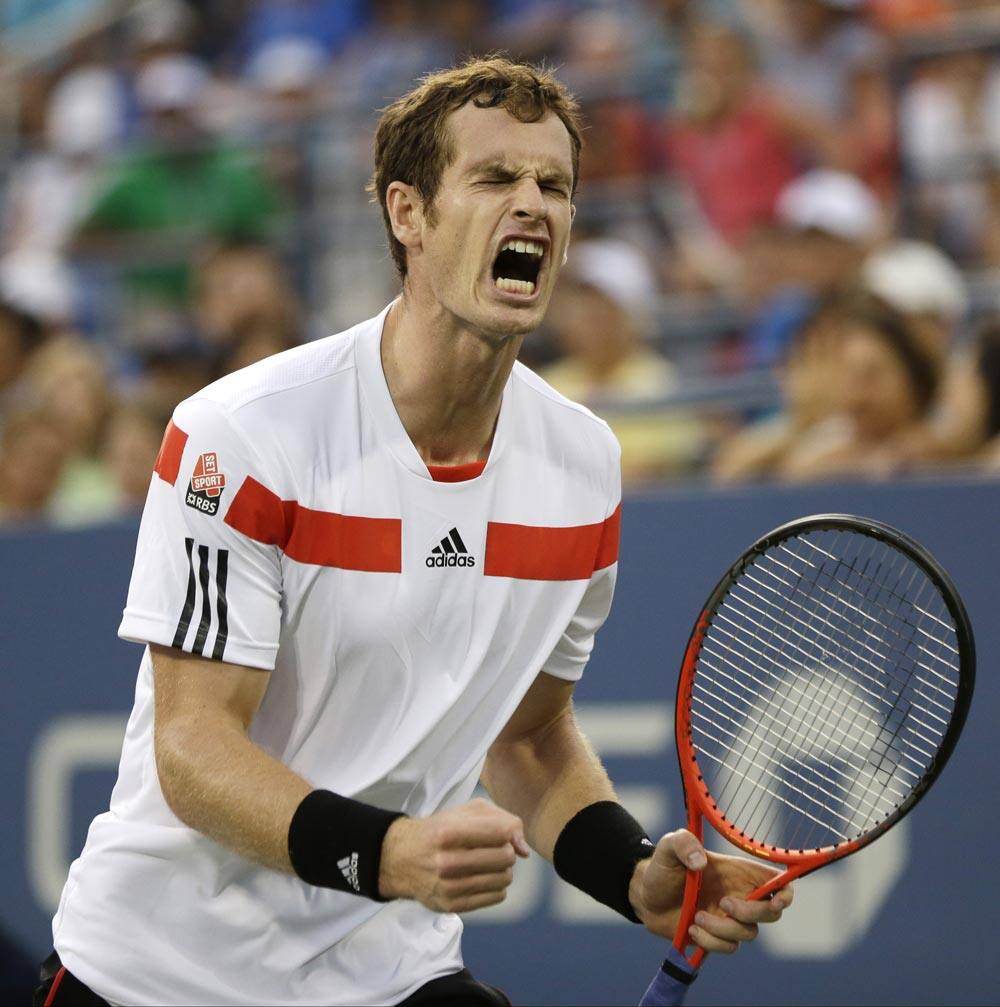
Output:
top-left (369, 55), bottom-right (583, 278)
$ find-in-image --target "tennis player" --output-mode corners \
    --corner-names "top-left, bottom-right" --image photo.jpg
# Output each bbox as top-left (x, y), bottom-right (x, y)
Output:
top-left (38, 58), bottom-right (791, 1006)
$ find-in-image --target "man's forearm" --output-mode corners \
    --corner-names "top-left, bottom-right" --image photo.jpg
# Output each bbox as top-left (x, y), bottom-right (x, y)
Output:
top-left (155, 714), bottom-right (312, 872)
top-left (481, 705), bottom-right (617, 860)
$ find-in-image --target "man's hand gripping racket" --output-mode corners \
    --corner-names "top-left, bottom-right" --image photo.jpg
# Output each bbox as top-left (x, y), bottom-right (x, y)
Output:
top-left (638, 515), bottom-right (975, 1006)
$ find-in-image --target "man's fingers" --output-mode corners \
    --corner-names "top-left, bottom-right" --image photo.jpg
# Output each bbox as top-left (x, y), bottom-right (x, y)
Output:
top-left (443, 869), bottom-right (514, 899)
top-left (695, 910), bottom-right (758, 944)
top-left (441, 816), bottom-right (524, 850)
top-left (438, 844), bottom-right (517, 879)
top-left (772, 884), bottom-right (794, 909)
top-left (688, 923), bottom-right (738, 955)
top-left (719, 895), bottom-right (783, 925)
top-left (653, 829), bottom-right (707, 871)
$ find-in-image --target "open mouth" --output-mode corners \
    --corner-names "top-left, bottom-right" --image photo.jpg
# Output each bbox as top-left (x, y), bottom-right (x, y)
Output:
top-left (492, 238), bottom-right (545, 296)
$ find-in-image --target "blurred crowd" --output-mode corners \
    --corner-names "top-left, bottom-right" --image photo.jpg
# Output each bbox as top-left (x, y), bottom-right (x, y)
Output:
top-left (3, 0), bottom-right (1000, 527)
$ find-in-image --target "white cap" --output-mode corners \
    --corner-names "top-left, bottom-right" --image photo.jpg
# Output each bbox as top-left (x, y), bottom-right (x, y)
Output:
top-left (566, 239), bottom-right (657, 319)
top-left (46, 66), bottom-right (123, 156)
top-left (135, 54), bottom-right (209, 112)
top-left (777, 170), bottom-right (882, 242)
top-left (248, 36), bottom-right (327, 94)
top-left (863, 240), bottom-right (968, 321)
top-left (0, 250), bottom-right (75, 323)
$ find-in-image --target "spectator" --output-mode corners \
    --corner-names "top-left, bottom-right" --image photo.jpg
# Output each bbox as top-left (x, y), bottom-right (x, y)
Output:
top-left (24, 336), bottom-right (117, 525)
top-left (712, 294), bottom-right (845, 483)
top-left (245, 35), bottom-right (330, 127)
top-left (751, 0), bottom-right (895, 193)
top-left (975, 321), bottom-right (1000, 470)
top-left (743, 169), bottom-right (884, 367)
top-left (193, 241), bottom-right (300, 351)
top-left (541, 239), bottom-right (706, 482)
top-left (99, 397), bottom-right (172, 515)
top-left (0, 300), bottom-right (45, 403)
top-left (780, 297), bottom-right (942, 481)
top-left (560, 9), bottom-right (651, 184)
top-left (0, 406), bottom-right (67, 525)
top-left (661, 21), bottom-right (799, 245)
top-left (862, 239), bottom-right (968, 366)
top-left (334, 0), bottom-right (451, 109)
top-left (240, 0), bottom-right (368, 65)
top-left (900, 47), bottom-right (1000, 262)
top-left (77, 54), bottom-right (284, 305)
top-left (0, 64), bottom-right (124, 256)
top-left (755, 0), bottom-right (883, 120)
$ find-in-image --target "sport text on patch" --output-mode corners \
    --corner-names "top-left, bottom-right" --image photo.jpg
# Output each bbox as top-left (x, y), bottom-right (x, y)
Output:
top-left (186, 451), bottom-right (226, 515)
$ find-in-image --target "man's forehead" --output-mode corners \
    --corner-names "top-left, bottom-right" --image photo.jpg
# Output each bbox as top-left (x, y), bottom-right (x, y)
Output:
top-left (445, 102), bottom-right (573, 173)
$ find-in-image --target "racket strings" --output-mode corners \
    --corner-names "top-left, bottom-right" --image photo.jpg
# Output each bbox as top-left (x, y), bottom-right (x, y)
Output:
top-left (772, 539), bottom-right (961, 690)
top-left (689, 529), bottom-right (962, 853)
top-left (733, 563), bottom-right (950, 751)
top-left (739, 534), bottom-right (952, 848)
top-left (759, 547), bottom-right (958, 710)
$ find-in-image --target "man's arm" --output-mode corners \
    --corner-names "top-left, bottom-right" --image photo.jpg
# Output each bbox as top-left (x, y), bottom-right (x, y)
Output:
top-left (482, 671), bottom-right (793, 953)
top-left (152, 643), bottom-right (527, 911)
top-left (152, 644), bottom-right (311, 872)
top-left (481, 671), bottom-right (614, 860)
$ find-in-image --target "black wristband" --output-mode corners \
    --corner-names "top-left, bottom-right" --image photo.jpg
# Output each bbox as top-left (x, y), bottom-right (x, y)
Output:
top-left (287, 789), bottom-right (405, 900)
top-left (552, 800), bottom-right (654, 923)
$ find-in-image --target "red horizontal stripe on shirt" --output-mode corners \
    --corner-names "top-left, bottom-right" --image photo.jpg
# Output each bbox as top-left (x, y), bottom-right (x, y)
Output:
top-left (484, 503), bottom-right (621, 581)
top-left (225, 476), bottom-right (402, 573)
top-left (153, 420), bottom-right (188, 486)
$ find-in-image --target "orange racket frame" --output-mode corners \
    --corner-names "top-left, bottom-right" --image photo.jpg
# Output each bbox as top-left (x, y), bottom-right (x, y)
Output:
top-left (668, 514), bottom-right (975, 970)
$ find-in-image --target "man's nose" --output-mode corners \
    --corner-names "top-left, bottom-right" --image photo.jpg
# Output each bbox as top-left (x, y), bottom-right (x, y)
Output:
top-left (511, 179), bottom-right (548, 222)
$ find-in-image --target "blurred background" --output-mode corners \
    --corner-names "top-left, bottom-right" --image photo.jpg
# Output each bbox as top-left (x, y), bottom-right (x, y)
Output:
top-left (1, 0), bottom-right (999, 1004)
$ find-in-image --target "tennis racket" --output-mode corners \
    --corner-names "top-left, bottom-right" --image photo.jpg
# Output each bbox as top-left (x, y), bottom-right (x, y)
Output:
top-left (639, 514), bottom-right (974, 1006)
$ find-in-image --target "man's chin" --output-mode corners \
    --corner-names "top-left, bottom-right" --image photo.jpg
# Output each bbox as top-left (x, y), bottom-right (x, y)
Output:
top-left (476, 295), bottom-right (547, 340)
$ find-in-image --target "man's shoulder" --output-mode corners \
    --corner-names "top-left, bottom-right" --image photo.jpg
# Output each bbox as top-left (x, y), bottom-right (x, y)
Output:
top-left (511, 361), bottom-right (621, 469)
top-left (192, 322), bottom-right (368, 420)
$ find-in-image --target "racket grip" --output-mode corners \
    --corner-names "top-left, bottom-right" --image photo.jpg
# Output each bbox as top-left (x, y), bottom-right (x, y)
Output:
top-left (638, 945), bottom-right (698, 1006)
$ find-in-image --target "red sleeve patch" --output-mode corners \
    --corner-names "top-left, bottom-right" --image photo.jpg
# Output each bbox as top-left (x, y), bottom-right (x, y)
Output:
top-left (153, 420), bottom-right (188, 486)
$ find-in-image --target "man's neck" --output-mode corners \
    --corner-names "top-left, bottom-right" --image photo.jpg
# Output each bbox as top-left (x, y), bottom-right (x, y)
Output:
top-left (380, 290), bottom-right (523, 466)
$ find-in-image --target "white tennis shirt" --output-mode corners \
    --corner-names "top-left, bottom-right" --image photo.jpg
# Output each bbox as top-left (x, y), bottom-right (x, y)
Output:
top-left (53, 303), bottom-right (622, 1006)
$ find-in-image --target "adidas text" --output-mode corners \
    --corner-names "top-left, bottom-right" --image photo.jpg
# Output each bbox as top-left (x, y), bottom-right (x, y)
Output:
top-left (425, 554), bottom-right (476, 568)
top-left (337, 852), bottom-right (361, 893)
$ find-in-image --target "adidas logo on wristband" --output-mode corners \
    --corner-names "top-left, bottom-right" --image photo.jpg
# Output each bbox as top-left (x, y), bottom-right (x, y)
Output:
top-left (337, 852), bottom-right (361, 893)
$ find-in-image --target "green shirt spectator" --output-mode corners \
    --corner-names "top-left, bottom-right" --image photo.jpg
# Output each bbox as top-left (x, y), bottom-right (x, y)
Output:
top-left (82, 145), bottom-right (283, 302)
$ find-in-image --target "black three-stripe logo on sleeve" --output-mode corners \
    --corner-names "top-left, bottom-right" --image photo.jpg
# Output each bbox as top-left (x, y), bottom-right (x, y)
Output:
top-left (172, 537), bottom-right (230, 660)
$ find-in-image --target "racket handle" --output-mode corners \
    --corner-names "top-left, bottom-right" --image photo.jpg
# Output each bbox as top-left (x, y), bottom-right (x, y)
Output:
top-left (638, 945), bottom-right (699, 1006)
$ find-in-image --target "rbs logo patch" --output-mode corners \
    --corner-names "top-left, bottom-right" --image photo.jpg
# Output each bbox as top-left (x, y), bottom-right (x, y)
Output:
top-left (185, 451), bottom-right (226, 515)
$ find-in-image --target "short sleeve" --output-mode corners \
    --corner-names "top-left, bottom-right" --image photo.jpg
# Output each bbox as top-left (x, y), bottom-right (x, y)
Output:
top-left (118, 396), bottom-right (283, 670)
top-left (542, 446), bottom-right (622, 683)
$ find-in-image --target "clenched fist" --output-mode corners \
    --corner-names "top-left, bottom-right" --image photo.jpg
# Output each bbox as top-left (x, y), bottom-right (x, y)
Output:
top-left (378, 798), bottom-right (530, 913)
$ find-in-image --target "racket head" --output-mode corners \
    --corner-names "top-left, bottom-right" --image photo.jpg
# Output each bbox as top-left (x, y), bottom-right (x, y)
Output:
top-left (675, 513), bottom-right (974, 871)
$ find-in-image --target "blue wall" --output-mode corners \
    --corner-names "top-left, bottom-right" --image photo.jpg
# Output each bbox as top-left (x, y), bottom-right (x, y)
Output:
top-left (2, 476), bottom-right (997, 1005)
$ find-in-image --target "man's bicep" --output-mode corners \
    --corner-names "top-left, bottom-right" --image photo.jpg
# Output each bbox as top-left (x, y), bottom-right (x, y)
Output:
top-left (151, 643), bottom-right (269, 734)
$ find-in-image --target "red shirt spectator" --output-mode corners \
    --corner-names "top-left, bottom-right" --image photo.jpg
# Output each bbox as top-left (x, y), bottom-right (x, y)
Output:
top-left (659, 22), bottom-right (799, 244)
top-left (664, 94), bottom-right (798, 243)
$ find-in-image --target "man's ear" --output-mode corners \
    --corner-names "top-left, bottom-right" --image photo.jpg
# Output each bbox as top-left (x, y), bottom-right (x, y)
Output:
top-left (386, 181), bottom-right (424, 256)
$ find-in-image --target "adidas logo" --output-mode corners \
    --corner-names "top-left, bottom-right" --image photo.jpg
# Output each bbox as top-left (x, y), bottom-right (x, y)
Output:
top-left (337, 852), bottom-right (360, 892)
top-left (426, 528), bottom-right (476, 568)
